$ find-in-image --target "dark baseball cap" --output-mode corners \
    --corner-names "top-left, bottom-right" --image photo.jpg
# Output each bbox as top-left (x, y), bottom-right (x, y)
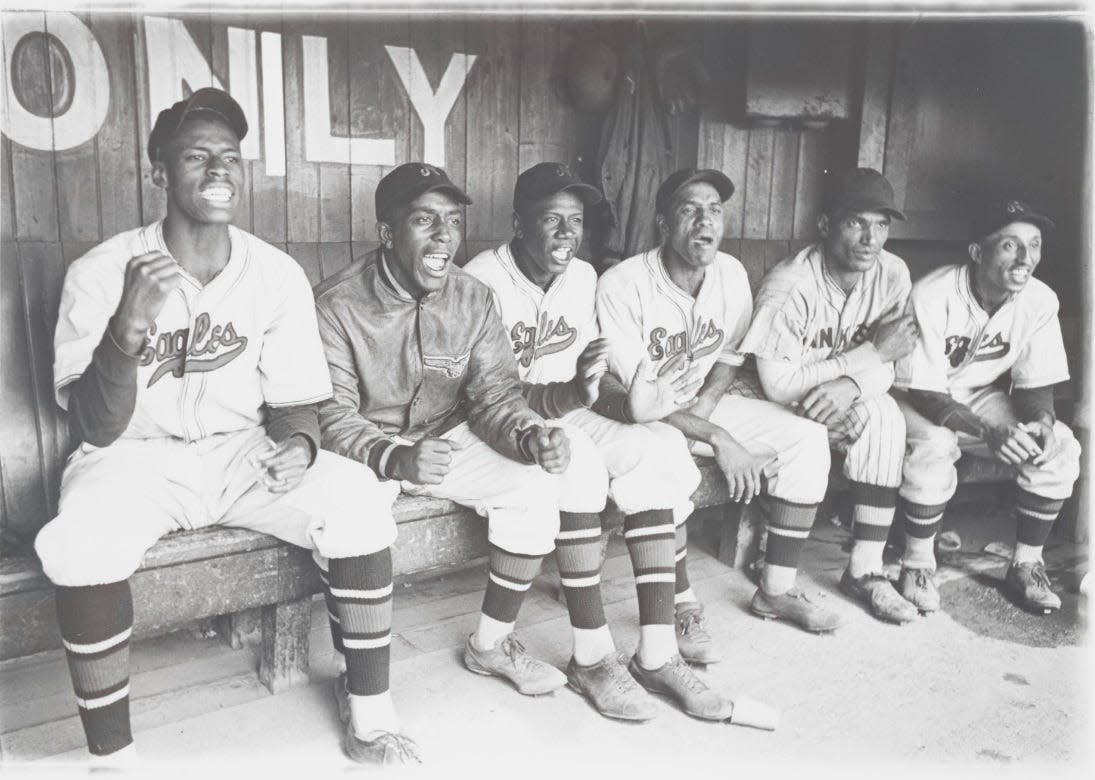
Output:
top-left (974, 199), bottom-right (1055, 239)
top-left (655, 168), bottom-right (735, 215)
top-left (147, 87), bottom-right (248, 163)
top-left (375, 162), bottom-right (472, 221)
top-left (513, 162), bottom-right (602, 210)
top-left (824, 168), bottom-right (905, 220)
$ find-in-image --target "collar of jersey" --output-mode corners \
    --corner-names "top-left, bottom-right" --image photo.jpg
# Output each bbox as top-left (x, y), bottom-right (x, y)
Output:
top-left (377, 247), bottom-right (442, 303)
top-left (497, 241), bottom-right (563, 302)
top-left (148, 220), bottom-right (243, 293)
top-left (958, 263), bottom-right (1017, 320)
top-left (808, 242), bottom-right (877, 304)
top-left (651, 247), bottom-right (710, 302)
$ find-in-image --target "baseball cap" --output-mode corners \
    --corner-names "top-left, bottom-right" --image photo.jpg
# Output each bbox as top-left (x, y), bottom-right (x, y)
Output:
top-left (513, 162), bottom-right (603, 210)
top-left (974, 199), bottom-right (1055, 239)
top-left (824, 168), bottom-right (905, 221)
top-left (375, 162), bottom-right (472, 221)
top-left (654, 168), bottom-right (735, 215)
top-left (147, 87), bottom-right (248, 163)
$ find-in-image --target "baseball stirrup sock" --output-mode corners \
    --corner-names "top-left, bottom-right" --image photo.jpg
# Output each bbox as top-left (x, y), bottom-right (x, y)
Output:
top-left (901, 498), bottom-right (947, 569)
top-left (849, 482), bottom-right (898, 575)
top-left (624, 510), bottom-right (676, 625)
top-left (673, 522), bottom-right (695, 604)
top-left (327, 550), bottom-right (393, 696)
top-left (56, 581), bottom-right (134, 755)
top-left (482, 544), bottom-right (543, 624)
top-left (764, 497), bottom-right (818, 570)
top-left (555, 512), bottom-right (607, 629)
top-left (1015, 489), bottom-right (1064, 548)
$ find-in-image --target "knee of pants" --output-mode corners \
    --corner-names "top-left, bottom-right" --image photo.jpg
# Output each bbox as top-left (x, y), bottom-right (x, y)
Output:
top-left (304, 452), bottom-right (399, 559)
top-left (486, 502), bottom-right (560, 557)
top-left (899, 424), bottom-right (960, 505)
top-left (554, 422), bottom-right (609, 513)
top-left (610, 424), bottom-right (702, 516)
top-left (1017, 422), bottom-right (1082, 501)
top-left (843, 396), bottom-right (907, 487)
top-left (768, 418), bottom-right (831, 503)
top-left (35, 514), bottom-right (147, 587)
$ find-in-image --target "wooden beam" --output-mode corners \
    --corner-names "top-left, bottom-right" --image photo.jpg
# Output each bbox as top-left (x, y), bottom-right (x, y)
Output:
top-left (857, 24), bottom-right (896, 171)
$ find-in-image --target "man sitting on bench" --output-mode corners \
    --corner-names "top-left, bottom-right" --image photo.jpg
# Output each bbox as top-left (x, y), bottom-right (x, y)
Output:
top-left (34, 89), bottom-right (415, 766)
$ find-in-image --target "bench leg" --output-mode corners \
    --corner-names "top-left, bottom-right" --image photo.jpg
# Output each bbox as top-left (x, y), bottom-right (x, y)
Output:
top-left (216, 607), bottom-right (263, 650)
top-left (715, 502), bottom-right (766, 569)
top-left (258, 597), bottom-right (311, 693)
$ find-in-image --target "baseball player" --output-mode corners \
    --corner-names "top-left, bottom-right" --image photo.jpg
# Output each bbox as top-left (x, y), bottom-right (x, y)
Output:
top-left (596, 168), bottom-right (840, 634)
top-left (33, 89), bottom-right (418, 766)
top-left (893, 199), bottom-right (1081, 614)
top-left (739, 168), bottom-right (921, 624)
top-left (464, 162), bottom-right (732, 722)
top-left (315, 163), bottom-right (579, 712)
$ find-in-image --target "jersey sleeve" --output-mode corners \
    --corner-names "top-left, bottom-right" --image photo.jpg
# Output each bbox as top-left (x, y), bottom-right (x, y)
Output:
top-left (259, 263), bottom-right (333, 406)
top-left (894, 288), bottom-right (949, 393)
top-left (1011, 298), bottom-right (1070, 388)
top-left (739, 299), bottom-right (807, 363)
top-left (595, 273), bottom-right (647, 389)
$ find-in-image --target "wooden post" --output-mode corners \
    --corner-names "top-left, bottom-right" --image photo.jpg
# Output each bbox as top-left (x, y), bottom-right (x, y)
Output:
top-left (258, 597), bottom-right (312, 694)
top-left (715, 502), bottom-right (766, 569)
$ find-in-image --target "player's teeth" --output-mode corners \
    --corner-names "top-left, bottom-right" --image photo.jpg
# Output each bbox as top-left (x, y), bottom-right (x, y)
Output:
top-left (551, 248), bottom-right (571, 261)
top-left (423, 254), bottom-right (447, 272)
top-left (201, 187), bottom-right (232, 202)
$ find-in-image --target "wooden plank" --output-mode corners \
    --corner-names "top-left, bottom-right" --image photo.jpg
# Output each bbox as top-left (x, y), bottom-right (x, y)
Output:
top-left (317, 241), bottom-right (351, 280)
top-left (259, 596), bottom-right (311, 693)
top-left (209, 17), bottom-right (253, 234)
top-left (318, 10), bottom-right (351, 245)
top-left (132, 6), bottom-right (162, 225)
top-left (53, 8), bottom-right (103, 244)
top-left (282, 28), bottom-right (319, 242)
top-left (882, 27), bottom-right (918, 214)
top-left (857, 24), bottom-right (896, 170)
top-left (287, 242), bottom-right (321, 287)
top-left (737, 238), bottom-right (771, 296)
top-left (767, 126), bottom-right (800, 240)
top-left (4, 12), bottom-right (60, 242)
top-left (462, 18), bottom-right (519, 243)
top-left (742, 127), bottom-right (775, 239)
top-left (249, 12), bottom-right (288, 245)
top-left (517, 20), bottom-right (570, 171)
top-left (89, 11), bottom-right (142, 237)
top-left (793, 127), bottom-right (828, 240)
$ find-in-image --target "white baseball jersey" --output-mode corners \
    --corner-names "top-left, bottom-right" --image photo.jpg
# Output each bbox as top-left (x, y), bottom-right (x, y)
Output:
top-left (54, 221), bottom-right (333, 442)
top-left (894, 263), bottom-right (1069, 405)
top-left (463, 242), bottom-right (596, 383)
top-left (739, 242), bottom-right (911, 399)
top-left (595, 248), bottom-right (752, 387)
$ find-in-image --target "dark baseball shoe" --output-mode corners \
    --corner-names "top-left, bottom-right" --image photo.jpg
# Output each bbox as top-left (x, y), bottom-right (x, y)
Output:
top-left (566, 651), bottom-right (658, 721)
top-left (343, 722), bottom-right (422, 766)
top-left (1004, 561), bottom-right (1062, 614)
top-left (627, 653), bottom-right (732, 721)
top-left (464, 633), bottom-right (566, 695)
top-left (898, 566), bottom-right (941, 613)
top-left (675, 602), bottom-right (721, 664)
top-left (749, 587), bottom-right (843, 633)
top-left (840, 569), bottom-right (918, 624)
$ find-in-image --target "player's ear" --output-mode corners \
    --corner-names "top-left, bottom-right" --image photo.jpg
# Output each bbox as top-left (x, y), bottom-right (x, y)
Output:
top-left (377, 219), bottom-right (394, 249)
top-left (151, 161), bottom-right (169, 190)
top-left (968, 241), bottom-right (982, 265)
top-left (512, 210), bottom-right (524, 240)
top-left (817, 213), bottom-right (831, 238)
top-left (655, 214), bottom-right (667, 242)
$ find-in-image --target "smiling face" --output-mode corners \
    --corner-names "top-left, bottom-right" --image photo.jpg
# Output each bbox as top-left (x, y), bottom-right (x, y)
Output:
top-left (657, 181), bottom-right (724, 270)
top-left (379, 190), bottom-right (463, 298)
top-left (818, 209), bottom-right (892, 278)
top-left (153, 116), bottom-right (243, 226)
top-left (970, 220), bottom-right (1043, 306)
top-left (513, 190), bottom-right (585, 288)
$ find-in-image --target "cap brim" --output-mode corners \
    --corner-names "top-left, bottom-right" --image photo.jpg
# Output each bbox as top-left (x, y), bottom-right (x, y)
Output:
top-left (561, 183), bottom-right (603, 206)
top-left (427, 183), bottom-right (473, 206)
top-left (981, 214), bottom-right (1055, 237)
top-left (681, 170), bottom-right (735, 202)
top-left (831, 199), bottom-right (906, 221)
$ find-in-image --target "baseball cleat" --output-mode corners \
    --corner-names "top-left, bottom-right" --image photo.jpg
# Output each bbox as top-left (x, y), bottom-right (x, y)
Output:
top-left (1004, 561), bottom-right (1062, 614)
top-left (628, 654), bottom-right (732, 721)
top-left (463, 633), bottom-right (567, 695)
top-left (674, 602), bottom-right (721, 664)
top-left (334, 671), bottom-right (352, 725)
top-left (343, 722), bottom-right (422, 766)
top-left (898, 566), bottom-right (941, 613)
top-left (749, 587), bottom-right (843, 633)
top-left (840, 569), bottom-right (918, 624)
top-left (566, 651), bottom-right (659, 721)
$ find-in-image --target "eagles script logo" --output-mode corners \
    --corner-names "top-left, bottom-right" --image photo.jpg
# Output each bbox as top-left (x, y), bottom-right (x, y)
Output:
top-left (511, 313), bottom-right (577, 368)
top-left (139, 313), bottom-right (248, 387)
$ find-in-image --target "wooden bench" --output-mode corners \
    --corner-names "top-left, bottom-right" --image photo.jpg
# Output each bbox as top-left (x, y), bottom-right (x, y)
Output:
top-left (0, 458), bottom-right (736, 694)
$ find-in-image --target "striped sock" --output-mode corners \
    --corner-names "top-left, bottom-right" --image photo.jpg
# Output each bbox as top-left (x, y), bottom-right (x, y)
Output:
top-left (555, 512), bottom-right (607, 630)
top-left (764, 497), bottom-right (818, 578)
top-left (1015, 489), bottom-right (1064, 549)
top-left (901, 498), bottom-right (947, 570)
top-left (848, 482), bottom-right (899, 577)
top-left (481, 544), bottom-right (543, 625)
top-left (326, 550), bottom-right (393, 697)
top-left (55, 581), bottom-right (134, 756)
top-left (673, 522), bottom-right (695, 605)
top-left (623, 510), bottom-right (676, 626)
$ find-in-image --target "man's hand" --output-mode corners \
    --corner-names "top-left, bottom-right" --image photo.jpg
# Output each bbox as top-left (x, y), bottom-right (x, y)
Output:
top-left (871, 311), bottom-right (919, 363)
top-left (110, 251), bottom-right (180, 354)
top-left (251, 436), bottom-right (311, 494)
top-left (528, 425), bottom-right (570, 474)
top-left (1019, 420), bottom-right (1060, 466)
top-left (388, 437), bottom-right (463, 485)
top-left (572, 338), bottom-right (612, 407)
top-left (796, 377), bottom-right (861, 427)
top-left (712, 434), bottom-right (779, 504)
top-left (985, 423), bottom-right (1043, 466)
top-left (626, 352), bottom-right (705, 423)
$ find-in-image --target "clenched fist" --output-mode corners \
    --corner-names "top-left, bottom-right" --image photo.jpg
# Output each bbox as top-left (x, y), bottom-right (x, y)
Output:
top-left (871, 312), bottom-right (919, 363)
top-left (389, 437), bottom-right (463, 485)
top-left (110, 251), bottom-right (181, 354)
top-left (572, 338), bottom-right (612, 407)
top-left (528, 425), bottom-right (571, 474)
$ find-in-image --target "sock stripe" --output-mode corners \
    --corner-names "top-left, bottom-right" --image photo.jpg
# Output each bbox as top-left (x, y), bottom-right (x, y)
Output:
top-left (767, 525), bottom-right (811, 539)
top-left (76, 681), bottom-right (130, 710)
top-left (328, 584), bottom-right (393, 600)
top-left (488, 571), bottom-right (533, 591)
top-left (342, 635), bottom-right (392, 650)
top-left (849, 481), bottom-right (898, 509)
top-left (556, 528), bottom-right (602, 542)
top-left (902, 500), bottom-right (949, 520)
top-left (560, 574), bottom-right (602, 588)
top-left (765, 534), bottom-right (806, 569)
top-left (327, 550), bottom-right (393, 698)
top-left (623, 527), bottom-right (675, 541)
top-left (62, 627), bottom-right (132, 656)
top-left (636, 573), bottom-right (676, 584)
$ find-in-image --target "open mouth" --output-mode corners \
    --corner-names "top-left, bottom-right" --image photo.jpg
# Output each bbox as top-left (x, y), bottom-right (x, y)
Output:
top-left (691, 234), bottom-right (716, 247)
top-left (550, 247), bottom-right (573, 262)
top-left (1007, 268), bottom-right (1031, 284)
top-left (200, 185), bottom-right (233, 204)
top-left (423, 252), bottom-right (450, 274)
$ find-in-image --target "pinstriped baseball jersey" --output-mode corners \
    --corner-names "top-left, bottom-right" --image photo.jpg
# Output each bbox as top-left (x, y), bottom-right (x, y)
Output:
top-left (595, 248), bottom-right (752, 386)
top-left (739, 243), bottom-right (911, 367)
top-left (54, 221), bottom-right (333, 442)
top-left (463, 243), bottom-right (597, 384)
top-left (894, 263), bottom-right (1069, 405)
